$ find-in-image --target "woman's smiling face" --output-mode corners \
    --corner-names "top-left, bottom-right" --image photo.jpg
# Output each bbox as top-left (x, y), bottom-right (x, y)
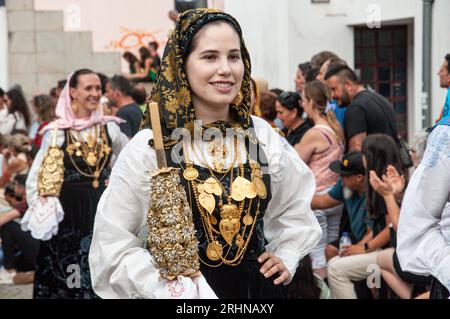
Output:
top-left (185, 22), bottom-right (244, 113)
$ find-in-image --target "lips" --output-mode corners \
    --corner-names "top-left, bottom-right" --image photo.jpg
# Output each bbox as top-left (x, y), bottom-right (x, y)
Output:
top-left (210, 81), bottom-right (234, 93)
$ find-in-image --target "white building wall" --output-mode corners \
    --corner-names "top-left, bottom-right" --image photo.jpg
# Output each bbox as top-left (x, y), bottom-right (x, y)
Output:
top-left (0, 5), bottom-right (8, 89)
top-left (225, 0), bottom-right (448, 137)
top-left (431, 0), bottom-right (450, 122)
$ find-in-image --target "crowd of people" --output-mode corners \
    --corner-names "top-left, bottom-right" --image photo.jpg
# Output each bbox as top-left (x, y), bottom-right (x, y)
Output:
top-left (0, 8), bottom-right (449, 299)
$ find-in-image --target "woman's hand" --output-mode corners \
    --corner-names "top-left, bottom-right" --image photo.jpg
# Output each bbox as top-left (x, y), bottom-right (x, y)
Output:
top-left (258, 252), bottom-right (290, 285)
top-left (369, 165), bottom-right (405, 197)
top-left (340, 244), bottom-right (366, 256)
top-left (384, 165), bottom-right (405, 195)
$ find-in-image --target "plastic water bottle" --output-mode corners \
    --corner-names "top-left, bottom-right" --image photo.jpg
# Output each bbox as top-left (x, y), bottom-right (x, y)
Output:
top-left (339, 232), bottom-right (352, 253)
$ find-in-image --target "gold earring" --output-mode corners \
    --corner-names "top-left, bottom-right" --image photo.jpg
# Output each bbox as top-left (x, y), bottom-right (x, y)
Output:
top-left (72, 101), bottom-right (79, 113)
top-left (232, 91), bottom-right (243, 105)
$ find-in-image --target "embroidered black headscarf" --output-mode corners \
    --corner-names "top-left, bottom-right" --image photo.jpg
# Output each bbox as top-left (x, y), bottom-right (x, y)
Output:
top-left (140, 8), bottom-right (252, 148)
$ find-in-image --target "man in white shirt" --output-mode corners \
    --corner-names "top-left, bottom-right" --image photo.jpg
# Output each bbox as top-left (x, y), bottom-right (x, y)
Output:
top-left (397, 89), bottom-right (450, 299)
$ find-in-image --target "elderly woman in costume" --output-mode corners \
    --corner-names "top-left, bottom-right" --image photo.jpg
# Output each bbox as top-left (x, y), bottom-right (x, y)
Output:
top-left (23, 69), bottom-right (129, 298)
top-left (89, 9), bottom-right (321, 299)
top-left (397, 88), bottom-right (450, 299)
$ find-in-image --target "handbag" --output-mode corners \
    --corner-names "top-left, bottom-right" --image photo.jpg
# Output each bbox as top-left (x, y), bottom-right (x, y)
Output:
top-left (396, 136), bottom-right (414, 168)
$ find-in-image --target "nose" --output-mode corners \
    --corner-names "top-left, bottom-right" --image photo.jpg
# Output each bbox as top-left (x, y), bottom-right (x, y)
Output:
top-left (217, 57), bottom-right (232, 75)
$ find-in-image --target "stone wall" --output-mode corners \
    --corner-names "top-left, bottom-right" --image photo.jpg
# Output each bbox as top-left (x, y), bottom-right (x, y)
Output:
top-left (6, 0), bottom-right (121, 97)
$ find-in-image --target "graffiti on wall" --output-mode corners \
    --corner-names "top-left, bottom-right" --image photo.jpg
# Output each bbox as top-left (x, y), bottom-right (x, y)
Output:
top-left (107, 27), bottom-right (167, 51)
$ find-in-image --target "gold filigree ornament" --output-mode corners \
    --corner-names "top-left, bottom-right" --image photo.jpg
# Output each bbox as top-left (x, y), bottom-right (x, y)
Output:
top-left (38, 125), bottom-right (64, 197)
top-left (146, 102), bottom-right (199, 280)
top-left (219, 203), bottom-right (240, 245)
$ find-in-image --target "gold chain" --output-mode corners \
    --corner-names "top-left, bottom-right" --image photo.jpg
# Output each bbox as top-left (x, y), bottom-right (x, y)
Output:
top-left (65, 124), bottom-right (111, 188)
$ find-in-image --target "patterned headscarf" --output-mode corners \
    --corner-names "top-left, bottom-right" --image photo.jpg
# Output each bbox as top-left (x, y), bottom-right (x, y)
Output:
top-left (140, 9), bottom-right (252, 148)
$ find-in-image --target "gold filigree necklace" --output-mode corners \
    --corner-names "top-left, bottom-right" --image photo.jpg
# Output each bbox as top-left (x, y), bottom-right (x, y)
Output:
top-left (66, 124), bottom-right (111, 188)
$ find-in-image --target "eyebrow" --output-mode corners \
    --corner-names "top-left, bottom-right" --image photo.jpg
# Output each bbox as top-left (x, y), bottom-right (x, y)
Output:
top-left (199, 49), bottom-right (241, 55)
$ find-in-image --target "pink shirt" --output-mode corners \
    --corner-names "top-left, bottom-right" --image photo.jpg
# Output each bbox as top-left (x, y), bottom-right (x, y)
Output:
top-left (308, 125), bottom-right (343, 194)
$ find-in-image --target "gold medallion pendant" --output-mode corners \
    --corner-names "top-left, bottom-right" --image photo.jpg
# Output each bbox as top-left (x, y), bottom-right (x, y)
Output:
top-left (199, 192), bottom-right (215, 214)
top-left (92, 179), bottom-right (99, 189)
top-left (252, 177), bottom-right (267, 199)
top-left (206, 241), bottom-right (223, 261)
top-left (219, 203), bottom-right (240, 245)
top-left (183, 166), bottom-right (199, 181)
top-left (203, 177), bottom-right (222, 196)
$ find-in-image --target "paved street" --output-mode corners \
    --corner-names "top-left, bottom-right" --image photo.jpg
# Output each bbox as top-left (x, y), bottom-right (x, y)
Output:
top-left (0, 284), bottom-right (33, 299)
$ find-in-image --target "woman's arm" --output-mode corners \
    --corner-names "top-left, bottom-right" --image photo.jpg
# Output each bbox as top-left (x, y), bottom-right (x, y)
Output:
top-left (0, 209), bottom-right (21, 227)
top-left (369, 166), bottom-right (405, 231)
top-left (106, 122), bottom-right (129, 166)
top-left (25, 129), bottom-right (64, 206)
top-left (294, 129), bottom-right (318, 164)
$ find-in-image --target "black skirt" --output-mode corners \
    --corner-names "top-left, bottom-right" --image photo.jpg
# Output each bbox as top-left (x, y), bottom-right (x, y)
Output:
top-left (200, 253), bottom-right (286, 299)
top-left (33, 181), bottom-right (106, 299)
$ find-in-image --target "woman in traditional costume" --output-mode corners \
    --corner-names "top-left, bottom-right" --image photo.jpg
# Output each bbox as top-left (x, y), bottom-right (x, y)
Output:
top-left (23, 69), bottom-right (129, 298)
top-left (89, 9), bottom-right (321, 299)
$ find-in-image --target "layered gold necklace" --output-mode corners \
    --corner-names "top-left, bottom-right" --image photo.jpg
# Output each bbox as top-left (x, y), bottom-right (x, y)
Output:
top-left (65, 124), bottom-right (111, 188)
top-left (181, 135), bottom-right (267, 266)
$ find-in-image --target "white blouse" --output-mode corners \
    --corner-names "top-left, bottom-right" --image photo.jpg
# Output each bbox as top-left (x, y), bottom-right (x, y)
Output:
top-left (89, 116), bottom-right (322, 299)
top-left (26, 122), bottom-right (129, 207)
top-left (0, 111), bottom-right (27, 134)
top-left (397, 125), bottom-right (450, 290)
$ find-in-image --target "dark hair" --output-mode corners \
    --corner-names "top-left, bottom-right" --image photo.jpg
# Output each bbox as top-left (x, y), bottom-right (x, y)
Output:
top-left (109, 75), bottom-right (133, 97)
top-left (286, 255), bottom-right (322, 299)
top-left (0, 87), bottom-right (4, 98)
top-left (148, 41), bottom-right (159, 51)
top-left (305, 67), bottom-right (320, 83)
top-left (33, 94), bottom-right (55, 122)
top-left (277, 91), bottom-right (303, 118)
top-left (69, 69), bottom-right (97, 89)
top-left (97, 73), bottom-right (108, 95)
top-left (57, 79), bottom-right (67, 90)
top-left (311, 51), bottom-right (339, 69)
top-left (269, 88), bottom-right (283, 97)
top-left (4, 183), bottom-right (15, 198)
top-left (186, 20), bottom-right (239, 59)
top-left (123, 51), bottom-right (138, 64)
top-left (260, 91), bottom-right (278, 121)
top-left (14, 174), bottom-right (28, 187)
top-left (139, 47), bottom-right (152, 63)
top-left (324, 65), bottom-right (359, 83)
top-left (445, 54), bottom-right (450, 73)
top-left (49, 87), bottom-right (58, 98)
top-left (6, 88), bottom-right (31, 128)
top-left (298, 62), bottom-right (312, 77)
top-left (131, 85), bottom-right (147, 105)
top-left (361, 134), bottom-right (403, 219)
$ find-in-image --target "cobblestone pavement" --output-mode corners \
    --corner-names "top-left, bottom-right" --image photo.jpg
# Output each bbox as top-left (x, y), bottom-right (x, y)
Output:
top-left (0, 284), bottom-right (33, 299)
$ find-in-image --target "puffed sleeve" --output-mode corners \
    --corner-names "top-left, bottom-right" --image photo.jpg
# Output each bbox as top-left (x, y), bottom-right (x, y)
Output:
top-left (26, 129), bottom-right (65, 206)
top-left (106, 122), bottom-right (129, 165)
top-left (397, 125), bottom-right (450, 289)
top-left (252, 116), bottom-right (322, 283)
top-left (89, 129), bottom-right (160, 298)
